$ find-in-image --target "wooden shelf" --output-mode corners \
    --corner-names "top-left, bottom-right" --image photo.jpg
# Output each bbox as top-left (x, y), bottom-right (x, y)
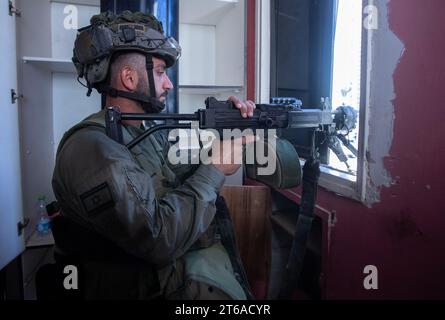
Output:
top-left (271, 211), bottom-right (298, 236)
top-left (25, 229), bottom-right (55, 249)
top-left (245, 178), bottom-right (322, 255)
top-left (22, 56), bottom-right (75, 73)
top-left (180, 0), bottom-right (239, 25)
top-left (179, 85), bottom-right (243, 95)
top-left (245, 178), bottom-right (302, 204)
top-left (271, 211), bottom-right (321, 256)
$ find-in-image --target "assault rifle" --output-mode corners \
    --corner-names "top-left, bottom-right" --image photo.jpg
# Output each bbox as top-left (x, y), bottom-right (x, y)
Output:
top-left (105, 96), bottom-right (357, 166)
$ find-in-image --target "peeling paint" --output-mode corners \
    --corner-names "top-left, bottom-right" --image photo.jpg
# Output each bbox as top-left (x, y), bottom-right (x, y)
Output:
top-left (364, 0), bottom-right (405, 207)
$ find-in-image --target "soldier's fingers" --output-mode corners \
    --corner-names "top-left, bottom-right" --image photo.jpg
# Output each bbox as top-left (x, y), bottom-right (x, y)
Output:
top-left (228, 96), bottom-right (248, 118)
top-left (246, 100), bottom-right (256, 117)
top-left (228, 96), bottom-right (241, 107)
top-left (240, 135), bottom-right (257, 145)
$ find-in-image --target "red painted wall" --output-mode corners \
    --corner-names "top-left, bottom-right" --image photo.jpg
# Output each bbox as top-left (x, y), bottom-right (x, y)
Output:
top-left (244, 0), bottom-right (445, 299)
top-left (246, 0), bottom-right (256, 101)
top-left (314, 0), bottom-right (445, 299)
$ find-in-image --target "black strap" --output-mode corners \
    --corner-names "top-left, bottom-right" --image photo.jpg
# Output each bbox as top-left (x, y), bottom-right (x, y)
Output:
top-left (278, 157), bottom-right (320, 299)
top-left (215, 196), bottom-right (255, 300)
top-left (146, 53), bottom-right (157, 100)
top-left (98, 85), bottom-right (165, 113)
top-left (94, 53), bottom-right (165, 113)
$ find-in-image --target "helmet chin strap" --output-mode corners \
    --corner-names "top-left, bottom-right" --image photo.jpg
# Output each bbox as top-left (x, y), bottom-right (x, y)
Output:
top-left (142, 53), bottom-right (165, 114)
top-left (98, 54), bottom-right (166, 114)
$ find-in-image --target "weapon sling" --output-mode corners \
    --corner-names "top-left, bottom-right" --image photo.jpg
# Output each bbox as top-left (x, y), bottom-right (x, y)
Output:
top-left (278, 157), bottom-right (320, 299)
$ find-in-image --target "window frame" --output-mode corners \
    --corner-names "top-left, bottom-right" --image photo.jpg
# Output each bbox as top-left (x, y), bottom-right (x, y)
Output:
top-left (256, 0), bottom-right (373, 202)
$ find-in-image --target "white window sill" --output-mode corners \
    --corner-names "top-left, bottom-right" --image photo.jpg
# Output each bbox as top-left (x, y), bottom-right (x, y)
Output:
top-left (300, 159), bottom-right (361, 202)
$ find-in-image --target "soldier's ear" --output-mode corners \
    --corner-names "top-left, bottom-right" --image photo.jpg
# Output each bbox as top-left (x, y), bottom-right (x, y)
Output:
top-left (120, 66), bottom-right (138, 91)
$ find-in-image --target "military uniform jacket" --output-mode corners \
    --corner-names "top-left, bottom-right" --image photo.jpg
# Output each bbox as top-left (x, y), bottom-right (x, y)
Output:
top-left (52, 109), bottom-right (246, 299)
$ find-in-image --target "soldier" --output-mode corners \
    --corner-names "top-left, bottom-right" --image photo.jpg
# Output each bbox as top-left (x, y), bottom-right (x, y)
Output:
top-left (52, 10), bottom-right (255, 299)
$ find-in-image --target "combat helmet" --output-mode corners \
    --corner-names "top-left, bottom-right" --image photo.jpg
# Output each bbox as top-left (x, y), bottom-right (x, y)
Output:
top-left (72, 10), bottom-right (181, 113)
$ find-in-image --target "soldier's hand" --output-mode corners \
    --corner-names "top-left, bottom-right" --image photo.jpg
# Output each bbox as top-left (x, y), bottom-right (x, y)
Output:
top-left (228, 96), bottom-right (256, 118)
top-left (211, 97), bottom-right (255, 175)
top-left (212, 136), bottom-right (256, 176)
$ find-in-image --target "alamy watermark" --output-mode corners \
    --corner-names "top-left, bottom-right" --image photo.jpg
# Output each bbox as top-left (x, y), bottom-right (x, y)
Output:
top-left (63, 265), bottom-right (78, 290)
top-left (63, 5), bottom-right (78, 30)
top-left (363, 265), bottom-right (378, 290)
top-left (167, 123), bottom-right (277, 176)
top-left (62, 4), bottom-right (378, 31)
top-left (363, 5), bottom-right (378, 30)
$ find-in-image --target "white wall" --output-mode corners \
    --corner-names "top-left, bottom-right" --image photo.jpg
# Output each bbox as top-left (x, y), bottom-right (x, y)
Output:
top-left (215, 0), bottom-right (244, 86)
top-left (178, 92), bottom-right (211, 113)
top-left (178, 89), bottom-right (244, 114)
top-left (52, 73), bottom-right (100, 153)
top-left (179, 23), bottom-right (216, 85)
top-left (178, 0), bottom-right (245, 185)
top-left (51, 2), bottom-right (100, 58)
top-left (51, 2), bottom-right (101, 154)
top-left (17, 0), bottom-right (54, 224)
top-left (179, 0), bottom-right (245, 87)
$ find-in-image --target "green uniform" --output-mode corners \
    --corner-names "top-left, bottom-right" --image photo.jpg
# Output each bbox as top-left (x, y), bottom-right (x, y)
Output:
top-left (52, 109), bottom-right (246, 299)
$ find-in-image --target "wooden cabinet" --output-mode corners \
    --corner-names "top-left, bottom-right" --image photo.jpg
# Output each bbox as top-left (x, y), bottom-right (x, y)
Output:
top-left (16, 0), bottom-right (100, 298)
top-left (245, 178), bottom-right (331, 299)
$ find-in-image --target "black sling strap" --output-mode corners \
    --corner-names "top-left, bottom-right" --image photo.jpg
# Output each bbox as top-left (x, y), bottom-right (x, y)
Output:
top-left (278, 157), bottom-right (320, 299)
top-left (215, 196), bottom-right (255, 300)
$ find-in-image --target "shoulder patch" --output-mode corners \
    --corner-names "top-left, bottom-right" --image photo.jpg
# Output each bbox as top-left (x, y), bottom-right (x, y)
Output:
top-left (80, 182), bottom-right (115, 216)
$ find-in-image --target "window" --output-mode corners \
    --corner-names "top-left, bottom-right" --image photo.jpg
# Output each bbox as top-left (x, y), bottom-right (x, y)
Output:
top-left (329, 0), bottom-right (363, 177)
top-left (264, 0), bottom-right (372, 200)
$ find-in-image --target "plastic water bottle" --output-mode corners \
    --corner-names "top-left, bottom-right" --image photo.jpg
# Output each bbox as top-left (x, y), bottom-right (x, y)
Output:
top-left (36, 195), bottom-right (51, 235)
